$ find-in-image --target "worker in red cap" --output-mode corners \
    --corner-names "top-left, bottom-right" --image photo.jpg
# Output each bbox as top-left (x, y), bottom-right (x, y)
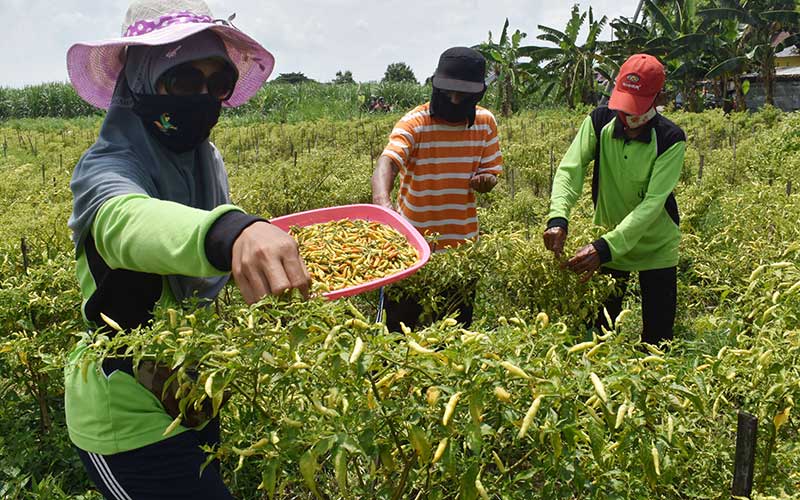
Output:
top-left (543, 54), bottom-right (686, 345)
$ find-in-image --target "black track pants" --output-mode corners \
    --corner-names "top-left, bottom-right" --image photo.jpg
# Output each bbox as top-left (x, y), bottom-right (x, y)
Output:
top-left (75, 417), bottom-right (233, 500)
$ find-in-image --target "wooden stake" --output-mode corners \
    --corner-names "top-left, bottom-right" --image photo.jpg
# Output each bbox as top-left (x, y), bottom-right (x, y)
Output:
top-left (731, 132), bottom-right (737, 184)
top-left (21, 237), bottom-right (29, 274)
top-left (731, 411), bottom-right (758, 499)
top-left (698, 154), bottom-right (704, 180)
top-left (787, 180), bottom-right (792, 196)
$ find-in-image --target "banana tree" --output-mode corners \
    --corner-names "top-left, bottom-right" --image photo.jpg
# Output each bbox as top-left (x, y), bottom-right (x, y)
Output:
top-left (702, 15), bottom-right (753, 111)
top-left (478, 19), bottom-right (532, 117)
top-left (699, 0), bottom-right (800, 106)
top-left (641, 0), bottom-right (720, 111)
top-left (520, 4), bottom-right (608, 108)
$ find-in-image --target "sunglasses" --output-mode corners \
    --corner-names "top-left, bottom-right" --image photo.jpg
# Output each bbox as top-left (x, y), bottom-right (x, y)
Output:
top-left (159, 62), bottom-right (239, 101)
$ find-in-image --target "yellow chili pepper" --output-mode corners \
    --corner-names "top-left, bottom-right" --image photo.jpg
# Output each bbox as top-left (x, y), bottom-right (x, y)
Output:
top-left (291, 219), bottom-right (418, 293)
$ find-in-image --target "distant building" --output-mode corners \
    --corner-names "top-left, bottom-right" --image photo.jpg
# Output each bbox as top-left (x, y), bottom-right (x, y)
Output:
top-left (743, 45), bottom-right (800, 111)
top-left (775, 45), bottom-right (800, 68)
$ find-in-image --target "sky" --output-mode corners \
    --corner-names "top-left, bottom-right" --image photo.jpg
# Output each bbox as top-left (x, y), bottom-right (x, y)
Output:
top-left (0, 0), bottom-right (641, 88)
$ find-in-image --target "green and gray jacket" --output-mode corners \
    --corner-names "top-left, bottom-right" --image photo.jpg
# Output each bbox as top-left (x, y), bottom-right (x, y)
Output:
top-left (66, 194), bottom-right (261, 455)
top-left (547, 106), bottom-right (686, 271)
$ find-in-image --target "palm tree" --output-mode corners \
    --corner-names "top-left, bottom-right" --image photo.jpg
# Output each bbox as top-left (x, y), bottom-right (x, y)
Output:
top-left (699, 0), bottom-right (800, 106)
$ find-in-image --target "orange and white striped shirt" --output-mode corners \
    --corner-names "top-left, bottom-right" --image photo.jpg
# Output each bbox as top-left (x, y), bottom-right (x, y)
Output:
top-left (381, 103), bottom-right (503, 249)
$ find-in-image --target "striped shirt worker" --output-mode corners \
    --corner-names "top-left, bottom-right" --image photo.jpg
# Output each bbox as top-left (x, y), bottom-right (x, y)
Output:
top-left (379, 102), bottom-right (503, 249)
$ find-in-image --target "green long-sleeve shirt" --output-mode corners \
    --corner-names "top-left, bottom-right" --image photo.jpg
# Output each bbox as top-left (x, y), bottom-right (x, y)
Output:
top-left (547, 107), bottom-right (685, 271)
top-left (67, 194), bottom-right (260, 455)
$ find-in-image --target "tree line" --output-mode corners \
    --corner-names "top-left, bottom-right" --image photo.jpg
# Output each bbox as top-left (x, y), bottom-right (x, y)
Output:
top-left (480, 0), bottom-right (800, 115)
top-left (1, 1), bottom-right (798, 119)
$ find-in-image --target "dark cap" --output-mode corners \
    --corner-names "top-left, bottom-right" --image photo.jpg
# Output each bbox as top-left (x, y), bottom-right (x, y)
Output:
top-left (431, 47), bottom-right (486, 94)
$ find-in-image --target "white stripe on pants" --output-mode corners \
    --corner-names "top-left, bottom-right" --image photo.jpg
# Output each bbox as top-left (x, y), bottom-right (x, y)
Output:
top-left (88, 452), bottom-right (133, 500)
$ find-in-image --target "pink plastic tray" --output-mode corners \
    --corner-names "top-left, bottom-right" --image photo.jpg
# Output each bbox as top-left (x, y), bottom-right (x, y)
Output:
top-left (270, 204), bottom-right (431, 300)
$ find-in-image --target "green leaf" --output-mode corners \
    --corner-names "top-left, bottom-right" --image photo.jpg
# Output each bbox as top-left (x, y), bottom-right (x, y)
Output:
top-left (334, 448), bottom-right (347, 494)
top-left (258, 458), bottom-right (280, 499)
top-left (742, 80), bottom-right (751, 96)
top-left (312, 435), bottom-right (337, 456)
top-left (459, 463), bottom-right (480, 500)
top-left (761, 10), bottom-right (800, 24)
top-left (499, 18), bottom-right (510, 46)
top-left (644, 0), bottom-right (676, 37)
top-left (408, 424), bottom-right (431, 462)
top-left (299, 450), bottom-right (322, 499)
top-left (706, 57), bottom-right (748, 79)
top-left (466, 422), bottom-right (483, 454)
top-left (511, 30), bottom-right (523, 48)
top-left (697, 8), bottom-right (744, 23)
top-left (669, 383), bottom-right (705, 413)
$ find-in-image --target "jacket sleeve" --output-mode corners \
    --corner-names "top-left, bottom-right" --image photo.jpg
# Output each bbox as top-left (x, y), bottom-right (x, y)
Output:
top-left (546, 115), bottom-right (597, 229)
top-left (601, 140), bottom-right (685, 259)
top-left (91, 193), bottom-right (247, 277)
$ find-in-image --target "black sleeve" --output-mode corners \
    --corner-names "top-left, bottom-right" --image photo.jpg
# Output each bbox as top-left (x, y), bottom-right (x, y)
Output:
top-left (591, 237), bottom-right (612, 264)
top-left (205, 211), bottom-right (266, 272)
top-left (547, 217), bottom-right (569, 233)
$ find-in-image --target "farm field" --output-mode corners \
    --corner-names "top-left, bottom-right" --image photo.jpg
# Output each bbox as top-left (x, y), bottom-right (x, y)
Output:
top-left (1, 106), bottom-right (799, 499)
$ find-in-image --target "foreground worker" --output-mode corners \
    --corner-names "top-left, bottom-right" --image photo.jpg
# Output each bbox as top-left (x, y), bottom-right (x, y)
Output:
top-left (543, 54), bottom-right (686, 345)
top-left (64, 0), bottom-right (309, 497)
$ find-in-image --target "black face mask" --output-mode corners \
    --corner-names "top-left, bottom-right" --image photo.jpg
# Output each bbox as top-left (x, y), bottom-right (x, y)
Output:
top-left (131, 93), bottom-right (222, 153)
top-left (429, 87), bottom-right (485, 126)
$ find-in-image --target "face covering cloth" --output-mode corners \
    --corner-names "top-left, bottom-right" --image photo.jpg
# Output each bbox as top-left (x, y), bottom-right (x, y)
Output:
top-left (68, 31), bottom-right (234, 303)
top-left (617, 106), bottom-right (657, 129)
top-left (430, 86), bottom-right (486, 127)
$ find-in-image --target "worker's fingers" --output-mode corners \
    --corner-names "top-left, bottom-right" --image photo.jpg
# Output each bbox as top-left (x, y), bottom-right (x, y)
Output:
top-left (281, 253), bottom-right (311, 299)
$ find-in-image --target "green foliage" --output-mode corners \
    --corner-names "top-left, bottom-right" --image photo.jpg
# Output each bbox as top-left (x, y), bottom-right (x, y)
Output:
top-left (382, 62), bottom-right (418, 84)
top-left (0, 83), bottom-right (101, 120)
top-left (523, 5), bottom-right (608, 108)
top-left (332, 70), bottom-right (356, 85)
top-left (271, 72), bottom-right (316, 85)
top-left (2, 107), bottom-right (800, 498)
top-left (479, 19), bottom-right (531, 117)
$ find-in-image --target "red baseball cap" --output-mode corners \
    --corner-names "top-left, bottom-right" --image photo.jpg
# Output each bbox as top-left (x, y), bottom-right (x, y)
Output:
top-left (608, 54), bottom-right (666, 115)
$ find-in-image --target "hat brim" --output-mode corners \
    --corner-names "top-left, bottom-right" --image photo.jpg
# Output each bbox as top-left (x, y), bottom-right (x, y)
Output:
top-left (432, 75), bottom-right (485, 94)
top-left (67, 23), bottom-right (274, 110)
top-left (608, 89), bottom-right (656, 116)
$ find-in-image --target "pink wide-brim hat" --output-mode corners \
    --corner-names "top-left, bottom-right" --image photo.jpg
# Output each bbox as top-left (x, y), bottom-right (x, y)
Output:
top-left (67, 11), bottom-right (274, 109)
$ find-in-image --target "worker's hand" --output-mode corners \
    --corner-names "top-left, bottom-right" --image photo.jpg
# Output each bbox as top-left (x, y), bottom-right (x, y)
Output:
top-left (470, 173), bottom-right (498, 193)
top-left (543, 227), bottom-right (567, 258)
top-left (231, 222), bottom-right (310, 304)
top-left (563, 244), bottom-right (601, 283)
